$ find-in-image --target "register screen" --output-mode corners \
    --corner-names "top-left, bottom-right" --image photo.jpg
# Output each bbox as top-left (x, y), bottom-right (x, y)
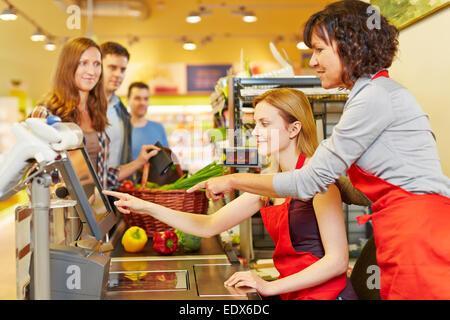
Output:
top-left (66, 148), bottom-right (110, 225)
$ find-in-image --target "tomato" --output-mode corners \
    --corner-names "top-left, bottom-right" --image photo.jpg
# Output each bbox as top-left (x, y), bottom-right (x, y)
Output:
top-left (122, 180), bottom-right (134, 190)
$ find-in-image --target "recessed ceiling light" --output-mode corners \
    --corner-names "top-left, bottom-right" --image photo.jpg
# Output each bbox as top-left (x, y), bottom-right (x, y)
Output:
top-left (0, 7), bottom-right (17, 21)
top-left (296, 41), bottom-right (309, 50)
top-left (45, 39), bottom-right (56, 51)
top-left (186, 11), bottom-right (201, 23)
top-left (242, 12), bottom-right (257, 23)
top-left (31, 29), bottom-right (46, 42)
top-left (183, 41), bottom-right (196, 50)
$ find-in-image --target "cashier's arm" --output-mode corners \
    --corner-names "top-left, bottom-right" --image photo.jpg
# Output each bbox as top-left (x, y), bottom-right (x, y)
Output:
top-left (103, 190), bottom-right (264, 238)
top-left (187, 173), bottom-right (278, 200)
top-left (225, 184), bottom-right (349, 297)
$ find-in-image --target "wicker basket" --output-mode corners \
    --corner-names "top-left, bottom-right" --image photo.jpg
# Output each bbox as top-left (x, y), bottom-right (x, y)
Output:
top-left (119, 162), bottom-right (209, 238)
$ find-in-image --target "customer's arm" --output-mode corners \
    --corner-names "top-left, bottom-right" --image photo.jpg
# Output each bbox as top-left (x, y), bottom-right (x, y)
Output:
top-left (116, 144), bottom-right (159, 181)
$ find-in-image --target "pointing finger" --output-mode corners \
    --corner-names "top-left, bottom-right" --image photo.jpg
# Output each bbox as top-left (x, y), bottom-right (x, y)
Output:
top-left (103, 190), bottom-right (127, 199)
top-left (114, 203), bottom-right (131, 214)
top-left (187, 181), bottom-right (206, 193)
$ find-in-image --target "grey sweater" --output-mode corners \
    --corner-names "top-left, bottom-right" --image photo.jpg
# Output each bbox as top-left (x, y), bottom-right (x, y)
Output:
top-left (273, 76), bottom-right (450, 200)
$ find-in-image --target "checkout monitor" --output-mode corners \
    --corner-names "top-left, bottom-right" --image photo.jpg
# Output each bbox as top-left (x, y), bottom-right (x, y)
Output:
top-left (57, 147), bottom-right (117, 240)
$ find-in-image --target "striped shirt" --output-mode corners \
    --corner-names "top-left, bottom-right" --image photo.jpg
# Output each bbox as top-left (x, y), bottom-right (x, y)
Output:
top-left (28, 106), bottom-right (120, 190)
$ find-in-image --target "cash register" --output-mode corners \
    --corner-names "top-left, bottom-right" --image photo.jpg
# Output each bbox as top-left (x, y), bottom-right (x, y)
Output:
top-left (28, 147), bottom-right (117, 299)
top-left (0, 118), bottom-right (116, 299)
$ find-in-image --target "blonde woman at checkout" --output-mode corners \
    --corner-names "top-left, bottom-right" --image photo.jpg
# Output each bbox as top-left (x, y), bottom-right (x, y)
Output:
top-left (104, 88), bottom-right (358, 300)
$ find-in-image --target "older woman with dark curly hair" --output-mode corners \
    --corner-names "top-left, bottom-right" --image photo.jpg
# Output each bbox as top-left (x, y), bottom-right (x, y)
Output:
top-left (188, 0), bottom-right (450, 300)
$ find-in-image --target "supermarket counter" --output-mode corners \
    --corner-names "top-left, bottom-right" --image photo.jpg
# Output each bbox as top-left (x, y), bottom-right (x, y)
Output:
top-left (105, 221), bottom-right (260, 300)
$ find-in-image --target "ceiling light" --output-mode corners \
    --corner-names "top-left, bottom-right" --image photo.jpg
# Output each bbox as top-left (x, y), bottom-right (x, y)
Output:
top-left (127, 10), bottom-right (142, 17)
top-left (30, 29), bottom-right (46, 42)
top-left (186, 6), bottom-right (211, 24)
top-left (296, 41), bottom-right (309, 50)
top-left (44, 39), bottom-right (56, 51)
top-left (186, 11), bottom-right (201, 23)
top-left (242, 11), bottom-right (257, 23)
top-left (231, 6), bottom-right (257, 23)
top-left (183, 41), bottom-right (196, 51)
top-left (0, 6), bottom-right (17, 21)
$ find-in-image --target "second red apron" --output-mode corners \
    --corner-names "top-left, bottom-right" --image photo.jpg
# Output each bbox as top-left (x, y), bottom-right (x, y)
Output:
top-left (347, 70), bottom-right (450, 299)
top-left (348, 163), bottom-right (450, 299)
top-left (260, 154), bottom-right (347, 300)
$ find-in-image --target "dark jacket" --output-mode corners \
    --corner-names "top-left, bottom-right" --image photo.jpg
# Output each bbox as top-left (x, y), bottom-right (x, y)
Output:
top-left (115, 97), bottom-right (133, 165)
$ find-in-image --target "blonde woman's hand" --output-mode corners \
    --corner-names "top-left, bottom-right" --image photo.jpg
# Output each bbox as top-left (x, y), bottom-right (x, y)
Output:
top-left (102, 190), bottom-right (149, 214)
top-left (224, 271), bottom-right (273, 297)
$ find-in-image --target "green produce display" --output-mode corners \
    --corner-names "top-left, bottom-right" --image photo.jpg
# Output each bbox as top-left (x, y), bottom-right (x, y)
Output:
top-left (174, 229), bottom-right (202, 253)
top-left (159, 161), bottom-right (226, 190)
top-left (135, 162), bottom-right (226, 190)
top-left (146, 181), bottom-right (160, 189)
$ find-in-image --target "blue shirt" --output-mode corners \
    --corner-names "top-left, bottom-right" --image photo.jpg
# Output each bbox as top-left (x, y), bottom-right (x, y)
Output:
top-left (132, 120), bottom-right (169, 161)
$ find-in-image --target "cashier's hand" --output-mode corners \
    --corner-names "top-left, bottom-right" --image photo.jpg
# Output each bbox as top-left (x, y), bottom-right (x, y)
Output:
top-left (187, 175), bottom-right (235, 201)
top-left (224, 271), bottom-right (272, 297)
top-left (136, 144), bottom-right (160, 167)
top-left (102, 190), bottom-right (149, 215)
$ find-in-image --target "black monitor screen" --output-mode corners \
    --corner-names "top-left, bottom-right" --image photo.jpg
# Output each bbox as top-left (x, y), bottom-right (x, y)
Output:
top-left (60, 148), bottom-right (116, 240)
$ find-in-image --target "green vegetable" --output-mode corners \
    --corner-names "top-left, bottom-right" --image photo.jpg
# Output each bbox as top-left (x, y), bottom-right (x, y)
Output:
top-left (135, 162), bottom-right (226, 191)
top-left (136, 181), bottom-right (161, 189)
top-left (158, 162), bottom-right (226, 190)
top-left (146, 181), bottom-right (160, 189)
top-left (174, 229), bottom-right (202, 253)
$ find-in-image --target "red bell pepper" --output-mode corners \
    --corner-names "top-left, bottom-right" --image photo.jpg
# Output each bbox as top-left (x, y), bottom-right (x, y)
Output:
top-left (152, 230), bottom-right (178, 255)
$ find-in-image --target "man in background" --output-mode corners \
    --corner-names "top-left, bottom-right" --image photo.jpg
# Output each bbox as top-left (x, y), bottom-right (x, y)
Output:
top-left (128, 82), bottom-right (169, 161)
top-left (100, 41), bottom-right (132, 167)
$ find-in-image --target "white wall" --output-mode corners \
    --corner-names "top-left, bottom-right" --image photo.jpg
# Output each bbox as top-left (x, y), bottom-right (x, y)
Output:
top-left (389, 7), bottom-right (450, 176)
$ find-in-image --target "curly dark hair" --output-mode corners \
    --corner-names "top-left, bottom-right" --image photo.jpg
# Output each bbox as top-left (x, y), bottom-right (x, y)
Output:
top-left (304, 0), bottom-right (399, 87)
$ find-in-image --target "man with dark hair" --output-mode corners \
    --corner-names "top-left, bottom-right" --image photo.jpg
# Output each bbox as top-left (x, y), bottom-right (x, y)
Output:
top-left (100, 41), bottom-right (132, 167)
top-left (128, 81), bottom-right (169, 161)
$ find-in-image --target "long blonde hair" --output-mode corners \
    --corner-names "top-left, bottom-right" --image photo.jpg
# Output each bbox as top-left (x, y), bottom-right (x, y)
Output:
top-left (40, 37), bottom-right (108, 132)
top-left (253, 88), bottom-right (318, 159)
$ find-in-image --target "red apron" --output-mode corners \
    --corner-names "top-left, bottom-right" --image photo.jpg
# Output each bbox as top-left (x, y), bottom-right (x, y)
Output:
top-left (260, 154), bottom-right (347, 300)
top-left (347, 70), bottom-right (450, 299)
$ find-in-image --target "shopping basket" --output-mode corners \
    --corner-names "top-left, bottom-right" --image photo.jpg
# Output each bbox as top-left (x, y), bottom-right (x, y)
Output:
top-left (119, 162), bottom-right (209, 238)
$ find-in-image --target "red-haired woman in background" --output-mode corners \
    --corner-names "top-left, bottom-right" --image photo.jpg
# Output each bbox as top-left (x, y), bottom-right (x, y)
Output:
top-left (29, 37), bottom-right (157, 189)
